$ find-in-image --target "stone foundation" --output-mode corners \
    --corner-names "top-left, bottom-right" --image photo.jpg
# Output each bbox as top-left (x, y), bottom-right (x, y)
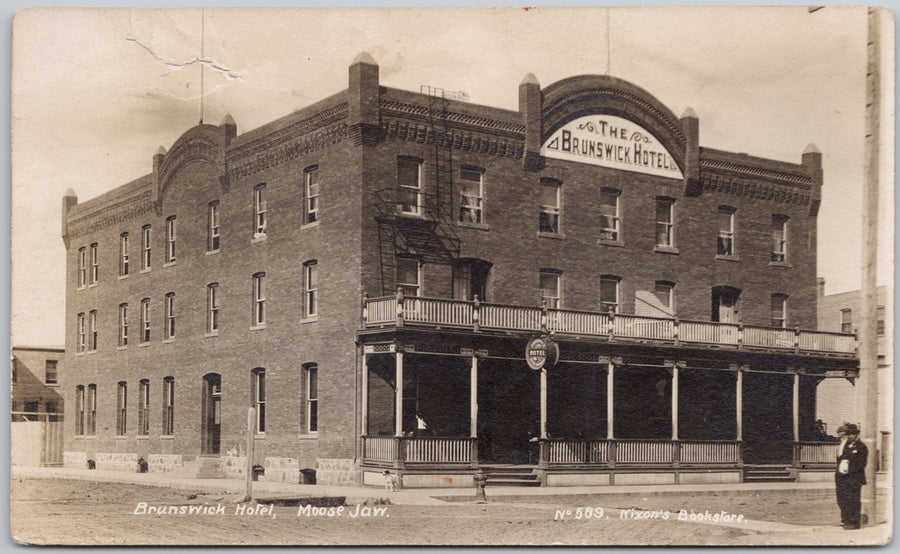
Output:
top-left (148, 454), bottom-right (184, 473)
top-left (262, 457), bottom-right (301, 483)
top-left (95, 452), bottom-right (139, 472)
top-left (223, 455), bottom-right (247, 480)
top-left (316, 458), bottom-right (359, 486)
top-left (63, 451), bottom-right (87, 469)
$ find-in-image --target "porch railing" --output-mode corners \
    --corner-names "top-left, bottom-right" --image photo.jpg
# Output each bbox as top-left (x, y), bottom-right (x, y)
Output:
top-left (547, 439), bottom-right (741, 466)
top-left (362, 295), bottom-right (857, 355)
top-left (794, 441), bottom-right (840, 465)
top-left (362, 436), bottom-right (476, 465)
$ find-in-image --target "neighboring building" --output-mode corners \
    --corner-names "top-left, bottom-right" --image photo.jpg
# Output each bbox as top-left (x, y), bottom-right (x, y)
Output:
top-left (816, 282), bottom-right (892, 471)
top-left (60, 54), bottom-right (858, 486)
top-left (11, 346), bottom-right (64, 421)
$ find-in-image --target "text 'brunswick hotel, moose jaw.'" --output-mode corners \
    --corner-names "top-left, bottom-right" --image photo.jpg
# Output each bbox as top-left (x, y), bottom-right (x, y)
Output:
top-left (61, 53), bottom-right (859, 488)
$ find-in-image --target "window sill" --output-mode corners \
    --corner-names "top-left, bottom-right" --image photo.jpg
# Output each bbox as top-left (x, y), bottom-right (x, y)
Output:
top-left (254, 434), bottom-right (266, 439)
top-left (251, 324), bottom-right (267, 331)
top-left (140, 268), bottom-right (151, 274)
top-left (117, 346), bottom-right (128, 351)
top-left (114, 435), bottom-right (127, 440)
top-left (138, 342), bottom-right (150, 348)
top-left (86, 350), bottom-right (97, 355)
top-left (162, 338), bottom-right (175, 344)
top-left (45, 383), bottom-right (60, 387)
top-left (206, 249), bottom-right (220, 256)
top-left (598, 238), bottom-right (624, 248)
top-left (163, 261), bottom-right (176, 268)
top-left (457, 221), bottom-right (490, 231)
top-left (251, 234), bottom-right (267, 244)
top-left (301, 221), bottom-right (320, 231)
top-left (301, 315), bottom-right (319, 324)
top-left (88, 283), bottom-right (98, 289)
top-left (136, 435), bottom-right (150, 440)
top-left (654, 245), bottom-right (680, 254)
top-left (537, 231), bottom-right (566, 240)
top-left (770, 261), bottom-right (792, 268)
top-left (160, 435), bottom-right (175, 440)
top-left (118, 274), bottom-right (129, 280)
top-left (77, 286), bottom-right (86, 291)
top-left (298, 433), bottom-right (318, 440)
top-left (76, 352), bottom-right (85, 357)
top-left (205, 331), bottom-right (219, 338)
top-left (716, 254), bottom-right (740, 262)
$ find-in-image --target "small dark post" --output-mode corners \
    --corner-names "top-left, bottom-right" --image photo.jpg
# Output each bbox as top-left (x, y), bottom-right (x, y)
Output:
top-left (474, 470), bottom-right (487, 503)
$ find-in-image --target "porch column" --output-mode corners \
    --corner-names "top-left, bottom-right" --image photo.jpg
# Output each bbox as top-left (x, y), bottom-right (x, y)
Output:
top-left (671, 365), bottom-right (679, 441)
top-left (395, 351), bottom-right (404, 437)
top-left (735, 366), bottom-right (743, 441)
top-left (470, 355), bottom-right (478, 438)
top-left (792, 371), bottom-right (800, 442)
top-left (607, 361), bottom-right (615, 440)
top-left (361, 354), bottom-right (369, 437)
top-left (540, 368), bottom-right (548, 438)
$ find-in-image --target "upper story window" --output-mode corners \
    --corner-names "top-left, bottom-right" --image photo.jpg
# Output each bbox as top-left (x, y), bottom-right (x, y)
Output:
top-left (165, 216), bottom-right (176, 263)
top-left (45, 360), bottom-right (58, 385)
top-left (771, 294), bottom-right (788, 328)
top-left (88, 310), bottom-right (98, 351)
top-left (600, 275), bottom-right (620, 314)
top-left (840, 308), bottom-right (853, 334)
top-left (539, 180), bottom-right (561, 234)
top-left (118, 303), bottom-right (128, 347)
top-left (304, 261), bottom-right (318, 318)
top-left (305, 167), bottom-right (319, 224)
top-left (712, 286), bottom-right (741, 323)
top-left (397, 258), bottom-right (421, 298)
top-left (119, 233), bottom-right (129, 276)
top-left (77, 312), bottom-right (86, 353)
top-left (252, 368), bottom-right (266, 434)
top-left (599, 188), bottom-right (620, 241)
top-left (208, 202), bottom-right (220, 252)
top-left (771, 214), bottom-right (788, 263)
top-left (90, 243), bottom-right (99, 284)
top-left (162, 376), bottom-right (175, 436)
top-left (78, 247), bottom-right (87, 288)
top-left (75, 385), bottom-right (85, 435)
top-left (305, 363), bottom-right (318, 434)
top-left (254, 184), bottom-right (267, 238)
top-left (140, 298), bottom-right (151, 343)
top-left (458, 167), bottom-right (484, 224)
top-left (397, 158), bottom-right (423, 216)
top-left (207, 283), bottom-right (219, 334)
top-left (253, 272), bottom-right (266, 326)
top-left (539, 270), bottom-right (561, 309)
top-left (656, 197), bottom-right (675, 247)
top-left (654, 281), bottom-right (674, 312)
top-left (141, 225), bottom-right (152, 271)
top-left (86, 384), bottom-right (97, 435)
top-left (116, 381), bottom-right (127, 436)
top-left (138, 379), bottom-right (150, 436)
top-left (164, 293), bottom-right (175, 340)
top-left (717, 206), bottom-right (736, 257)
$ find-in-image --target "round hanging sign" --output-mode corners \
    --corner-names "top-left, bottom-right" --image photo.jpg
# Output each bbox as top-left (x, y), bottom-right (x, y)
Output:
top-left (526, 337), bottom-right (558, 370)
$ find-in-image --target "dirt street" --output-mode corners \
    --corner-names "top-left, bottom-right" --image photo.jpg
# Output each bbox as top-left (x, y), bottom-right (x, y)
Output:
top-left (8, 478), bottom-right (884, 546)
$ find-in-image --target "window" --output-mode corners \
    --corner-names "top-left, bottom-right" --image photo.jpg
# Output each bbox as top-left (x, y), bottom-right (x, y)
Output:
top-left (539, 270), bottom-right (561, 309)
top-left (165, 216), bottom-right (176, 263)
top-left (539, 180), bottom-right (561, 234)
top-left (140, 298), bottom-right (151, 343)
top-left (46, 401), bottom-right (59, 422)
top-left (656, 197), bottom-right (675, 247)
top-left (877, 306), bottom-right (885, 336)
top-left (78, 247), bottom-right (87, 287)
top-left (717, 207), bottom-right (735, 256)
top-left (599, 188), bottom-right (620, 241)
top-left (252, 369), bottom-right (266, 434)
top-left (138, 380), bottom-right (150, 436)
top-left (45, 360), bottom-right (58, 385)
top-left (453, 259), bottom-right (492, 301)
top-left (77, 312), bottom-right (86, 353)
top-left (75, 385), bottom-right (85, 435)
top-left (89, 310), bottom-right (98, 351)
top-left (771, 215), bottom-right (788, 262)
top-left (164, 293), bottom-right (175, 339)
top-left (86, 384), bottom-right (97, 435)
top-left (600, 276), bottom-right (620, 313)
top-left (207, 202), bottom-right (220, 251)
top-left (771, 294), bottom-right (788, 327)
top-left (116, 382), bottom-right (127, 435)
top-left (119, 233), bottom-right (129, 276)
top-left (654, 281), bottom-right (674, 312)
top-left (397, 158), bottom-right (422, 215)
top-left (458, 167), bottom-right (484, 224)
top-left (207, 284), bottom-right (219, 334)
top-left (141, 225), bottom-right (152, 270)
top-left (840, 309), bottom-right (853, 334)
top-left (304, 261), bottom-right (318, 317)
top-left (254, 184), bottom-right (267, 237)
top-left (90, 243), bottom-right (99, 284)
top-left (119, 303), bottom-right (128, 347)
top-left (305, 167), bottom-right (319, 224)
top-left (162, 377), bottom-right (175, 435)
top-left (397, 258), bottom-right (421, 297)
top-left (305, 364), bottom-right (318, 433)
top-left (253, 272), bottom-right (266, 326)
top-left (712, 287), bottom-right (741, 323)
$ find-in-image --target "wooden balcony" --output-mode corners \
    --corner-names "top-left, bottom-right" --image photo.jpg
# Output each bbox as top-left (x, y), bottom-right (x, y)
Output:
top-left (361, 295), bottom-right (858, 356)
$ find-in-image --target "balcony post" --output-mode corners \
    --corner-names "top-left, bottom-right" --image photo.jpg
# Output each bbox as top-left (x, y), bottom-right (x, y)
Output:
top-left (395, 350), bottom-right (404, 437)
top-left (792, 371), bottom-right (800, 442)
top-left (396, 288), bottom-right (405, 328)
top-left (540, 301), bottom-right (548, 332)
top-left (734, 364), bottom-right (743, 441)
top-left (361, 292), bottom-right (369, 328)
top-left (473, 295), bottom-right (481, 333)
top-left (794, 326), bottom-right (801, 354)
top-left (671, 364), bottom-right (679, 441)
top-left (673, 318), bottom-right (680, 346)
top-left (608, 312), bottom-right (615, 340)
top-left (737, 322), bottom-right (744, 349)
top-left (361, 353), bottom-right (369, 437)
top-left (606, 360), bottom-right (615, 440)
top-left (470, 353), bottom-right (478, 438)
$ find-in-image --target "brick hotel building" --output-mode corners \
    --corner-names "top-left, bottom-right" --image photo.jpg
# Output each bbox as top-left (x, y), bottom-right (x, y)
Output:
top-left (60, 53), bottom-right (859, 487)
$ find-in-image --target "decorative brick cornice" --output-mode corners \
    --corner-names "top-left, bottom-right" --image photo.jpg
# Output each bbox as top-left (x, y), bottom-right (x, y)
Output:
top-left (380, 100), bottom-right (525, 137)
top-left (700, 158), bottom-right (812, 187)
top-left (700, 173), bottom-right (811, 206)
top-left (66, 191), bottom-right (155, 240)
top-left (226, 123), bottom-right (350, 182)
top-left (382, 118), bottom-right (524, 159)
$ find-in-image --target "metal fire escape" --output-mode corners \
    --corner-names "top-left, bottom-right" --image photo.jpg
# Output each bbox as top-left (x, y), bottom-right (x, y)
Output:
top-left (373, 86), bottom-right (461, 295)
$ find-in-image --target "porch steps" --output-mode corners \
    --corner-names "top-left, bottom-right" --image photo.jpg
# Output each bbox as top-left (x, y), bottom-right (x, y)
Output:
top-left (183, 456), bottom-right (225, 479)
top-left (482, 465), bottom-right (541, 487)
top-left (742, 465), bottom-right (795, 483)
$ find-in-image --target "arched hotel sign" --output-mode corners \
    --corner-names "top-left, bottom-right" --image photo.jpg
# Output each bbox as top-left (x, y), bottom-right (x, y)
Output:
top-left (541, 115), bottom-right (683, 179)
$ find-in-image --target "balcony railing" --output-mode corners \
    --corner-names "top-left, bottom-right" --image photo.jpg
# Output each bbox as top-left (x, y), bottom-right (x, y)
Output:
top-left (793, 441), bottom-right (840, 466)
top-left (361, 295), bottom-right (857, 355)
top-left (547, 439), bottom-right (740, 465)
top-left (363, 436), bottom-right (476, 465)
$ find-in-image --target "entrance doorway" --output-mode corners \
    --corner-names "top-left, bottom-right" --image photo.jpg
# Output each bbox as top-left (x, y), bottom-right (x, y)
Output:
top-left (202, 373), bottom-right (221, 455)
top-left (742, 372), bottom-right (793, 464)
top-left (477, 359), bottom-right (539, 464)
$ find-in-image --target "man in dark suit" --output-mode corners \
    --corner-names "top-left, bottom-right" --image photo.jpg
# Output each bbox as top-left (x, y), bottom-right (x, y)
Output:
top-left (835, 423), bottom-right (868, 529)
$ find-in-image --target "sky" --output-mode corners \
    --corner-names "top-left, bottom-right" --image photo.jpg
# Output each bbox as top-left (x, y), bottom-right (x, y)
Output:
top-left (9, 6), bottom-right (893, 347)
